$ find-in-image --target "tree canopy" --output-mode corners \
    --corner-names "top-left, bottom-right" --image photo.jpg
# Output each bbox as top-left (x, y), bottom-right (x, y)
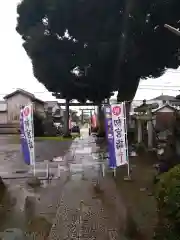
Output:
top-left (16, 0), bottom-right (180, 103)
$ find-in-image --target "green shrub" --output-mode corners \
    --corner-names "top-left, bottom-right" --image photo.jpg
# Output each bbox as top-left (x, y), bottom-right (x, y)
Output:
top-left (154, 164), bottom-right (180, 239)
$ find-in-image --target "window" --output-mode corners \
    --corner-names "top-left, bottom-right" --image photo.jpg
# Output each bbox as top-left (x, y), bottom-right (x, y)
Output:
top-left (14, 115), bottom-right (19, 120)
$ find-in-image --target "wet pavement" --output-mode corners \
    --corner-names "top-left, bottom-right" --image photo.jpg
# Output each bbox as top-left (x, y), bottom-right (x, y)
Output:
top-left (49, 129), bottom-right (127, 240)
top-left (0, 130), bottom-right (128, 239)
top-left (0, 135), bottom-right (73, 237)
top-left (0, 135), bottom-right (72, 179)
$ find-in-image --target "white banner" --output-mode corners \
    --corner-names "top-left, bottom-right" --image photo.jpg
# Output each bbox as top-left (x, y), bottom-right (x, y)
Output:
top-left (111, 103), bottom-right (127, 166)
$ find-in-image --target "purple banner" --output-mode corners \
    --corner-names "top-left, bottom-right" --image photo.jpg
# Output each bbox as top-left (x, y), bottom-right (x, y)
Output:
top-left (20, 110), bottom-right (31, 165)
top-left (104, 105), bottom-right (116, 168)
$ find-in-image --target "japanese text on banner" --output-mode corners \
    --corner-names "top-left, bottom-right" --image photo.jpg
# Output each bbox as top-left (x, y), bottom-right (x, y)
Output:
top-left (111, 104), bottom-right (127, 166)
top-left (22, 104), bottom-right (35, 165)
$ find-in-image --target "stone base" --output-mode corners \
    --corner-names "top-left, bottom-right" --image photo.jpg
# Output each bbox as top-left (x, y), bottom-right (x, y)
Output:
top-left (26, 177), bottom-right (41, 188)
top-left (124, 176), bottom-right (133, 182)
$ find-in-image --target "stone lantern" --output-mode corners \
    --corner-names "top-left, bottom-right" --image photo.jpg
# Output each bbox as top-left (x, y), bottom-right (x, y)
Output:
top-left (134, 100), bottom-right (159, 149)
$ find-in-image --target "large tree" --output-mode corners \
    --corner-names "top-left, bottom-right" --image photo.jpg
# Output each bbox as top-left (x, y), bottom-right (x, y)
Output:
top-left (16, 0), bottom-right (180, 105)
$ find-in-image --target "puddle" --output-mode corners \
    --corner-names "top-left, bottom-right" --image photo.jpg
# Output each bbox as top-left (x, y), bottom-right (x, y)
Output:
top-left (75, 147), bottom-right (92, 154)
top-left (53, 156), bottom-right (63, 162)
top-left (70, 164), bottom-right (84, 174)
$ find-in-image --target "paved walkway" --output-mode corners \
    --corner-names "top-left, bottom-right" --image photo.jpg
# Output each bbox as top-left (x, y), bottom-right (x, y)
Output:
top-left (49, 130), bottom-right (127, 239)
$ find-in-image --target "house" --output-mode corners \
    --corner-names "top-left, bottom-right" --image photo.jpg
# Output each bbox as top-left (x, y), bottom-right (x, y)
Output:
top-left (151, 95), bottom-right (180, 109)
top-left (131, 99), bottom-right (177, 148)
top-left (45, 101), bottom-right (64, 124)
top-left (130, 94), bottom-right (180, 115)
top-left (152, 104), bottom-right (176, 131)
top-left (45, 101), bottom-right (59, 113)
top-left (3, 89), bottom-right (45, 123)
top-left (130, 95), bottom-right (179, 131)
top-left (152, 94), bottom-right (176, 103)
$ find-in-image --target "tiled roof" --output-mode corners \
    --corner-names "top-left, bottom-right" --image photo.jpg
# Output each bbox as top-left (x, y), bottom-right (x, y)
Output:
top-left (151, 95), bottom-right (176, 101)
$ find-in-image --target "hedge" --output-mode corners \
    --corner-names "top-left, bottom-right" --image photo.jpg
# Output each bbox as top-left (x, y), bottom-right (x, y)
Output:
top-left (154, 164), bottom-right (180, 239)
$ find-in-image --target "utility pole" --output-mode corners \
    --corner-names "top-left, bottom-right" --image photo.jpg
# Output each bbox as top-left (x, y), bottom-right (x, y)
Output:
top-left (164, 24), bottom-right (180, 36)
top-left (164, 24), bottom-right (180, 60)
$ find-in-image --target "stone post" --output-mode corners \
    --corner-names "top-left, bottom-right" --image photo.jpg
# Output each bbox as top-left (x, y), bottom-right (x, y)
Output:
top-left (147, 120), bottom-right (153, 149)
top-left (147, 109), bottom-right (153, 149)
top-left (137, 120), bottom-right (142, 143)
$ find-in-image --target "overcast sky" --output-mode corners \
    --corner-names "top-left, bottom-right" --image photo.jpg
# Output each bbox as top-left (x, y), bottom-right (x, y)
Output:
top-left (1, 0), bottom-right (180, 105)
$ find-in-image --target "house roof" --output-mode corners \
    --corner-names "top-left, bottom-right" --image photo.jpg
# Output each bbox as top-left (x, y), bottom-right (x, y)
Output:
top-left (4, 89), bottom-right (44, 104)
top-left (152, 104), bottom-right (176, 113)
top-left (151, 95), bottom-right (176, 101)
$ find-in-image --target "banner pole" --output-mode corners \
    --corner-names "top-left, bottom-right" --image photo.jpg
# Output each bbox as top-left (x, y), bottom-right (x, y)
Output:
top-left (32, 102), bottom-right (36, 176)
top-left (102, 163), bottom-right (105, 177)
top-left (100, 152), bottom-right (105, 177)
top-left (33, 164), bottom-right (36, 177)
top-left (123, 101), bottom-right (130, 178)
top-left (113, 167), bottom-right (116, 177)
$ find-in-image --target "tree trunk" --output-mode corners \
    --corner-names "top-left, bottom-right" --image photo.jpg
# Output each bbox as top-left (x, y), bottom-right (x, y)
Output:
top-left (63, 99), bottom-right (71, 137)
top-left (124, 101), bottom-right (131, 131)
top-left (97, 104), bottom-right (105, 137)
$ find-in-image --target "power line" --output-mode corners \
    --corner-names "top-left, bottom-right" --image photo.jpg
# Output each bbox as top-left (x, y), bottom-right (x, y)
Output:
top-left (139, 85), bottom-right (180, 88)
top-left (0, 86), bottom-right (179, 97)
top-left (138, 88), bottom-right (179, 91)
top-left (162, 71), bottom-right (180, 73)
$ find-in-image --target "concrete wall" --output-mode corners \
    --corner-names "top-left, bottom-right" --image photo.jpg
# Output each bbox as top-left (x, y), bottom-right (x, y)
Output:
top-left (0, 123), bottom-right (19, 134)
